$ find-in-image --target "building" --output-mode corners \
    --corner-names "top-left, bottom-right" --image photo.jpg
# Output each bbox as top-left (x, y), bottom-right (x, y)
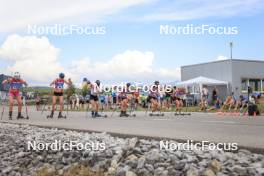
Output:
top-left (181, 59), bottom-right (264, 98)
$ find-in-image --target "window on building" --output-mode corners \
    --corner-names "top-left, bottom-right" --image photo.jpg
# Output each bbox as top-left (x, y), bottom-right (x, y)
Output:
top-left (241, 78), bottom-right (248, 92)
top-left (249, 79), bottom-right (261, 92)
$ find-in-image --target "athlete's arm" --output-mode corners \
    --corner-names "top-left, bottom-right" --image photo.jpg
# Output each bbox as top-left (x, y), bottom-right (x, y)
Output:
top-left (21, 80), bottom-right (28, 87)
top-left (64, 79), bottom-right (72, 85)
top-left (2, 79), bottom-right (9, 85)
top-left (50, 79), bottom-right (56, 86)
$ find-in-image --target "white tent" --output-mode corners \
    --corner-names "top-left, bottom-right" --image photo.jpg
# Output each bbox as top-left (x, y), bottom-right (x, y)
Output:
top-left (176, 76), bottom-right (229, 102)
top-left (177, 76), bottom-right (228, 87)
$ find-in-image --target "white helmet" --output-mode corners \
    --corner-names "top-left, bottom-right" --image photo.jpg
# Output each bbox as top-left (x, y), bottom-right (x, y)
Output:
top-left (14, 72), bottom-right (20, 79)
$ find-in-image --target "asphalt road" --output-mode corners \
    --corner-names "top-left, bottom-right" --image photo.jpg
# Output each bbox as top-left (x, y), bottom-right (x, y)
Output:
top-left (1, 107), bottom-right (264, 150)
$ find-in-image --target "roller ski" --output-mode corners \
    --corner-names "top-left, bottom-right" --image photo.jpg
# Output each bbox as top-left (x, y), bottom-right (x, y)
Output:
top-left (58, 112), bottom-right (66, 119)
top-left (47, 111), bottom-right (54, 118)
top-left (17, 112), bottom-right (29, 119)
top-left (174, 110), bottom-right (191, 116)
top-left (149, 111), bottom-right (164, 117)
top-left (120, 111), bottom-right (130, 117)
top-left (92, 111), bottom-right (107, 118)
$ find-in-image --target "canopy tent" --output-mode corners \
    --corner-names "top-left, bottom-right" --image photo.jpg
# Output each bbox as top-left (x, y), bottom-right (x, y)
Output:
top-left (177, 76), bottom-right (228, 87)
top-left (176, 76), bottom-right (229, 102)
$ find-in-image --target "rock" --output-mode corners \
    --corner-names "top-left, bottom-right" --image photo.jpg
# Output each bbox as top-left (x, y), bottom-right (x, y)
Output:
top-left (137, 156), bottom-right (146, 169)
top-left (256, 168), bottom-right (264, 175)
top-left (210, 159), bottom-right (221, 173)
top-left (146, 149), bottom-right (162, 164)
top-left (238, 149), bottom-right (251, 155)
top-left (125, 171), bottom-right (137, 176)
top-left (127, 138), bottom-right (138, 149)
top-left (145, 164), bottom-right (154, 172)
top-left (186, 167), bottom-right (198, 176)
top-left (174, 161), bottom-right (185, 170)
top-left (202, 169), bottom-right (215, 176)
top-left (154, 167), bottom-right (165, 176)
top-left (127, 154), bottom-right (138, 161)
top-left (232, 165), bottom-right (247, 175)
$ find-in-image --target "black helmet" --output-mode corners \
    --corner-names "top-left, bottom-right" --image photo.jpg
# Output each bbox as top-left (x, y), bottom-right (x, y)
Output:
top-left (83, 78), bottom-right (88, 82)
top-left (154, 81), bottom-right (159, 85)
top-left (59, 73), bottom-right (65, 79)
top-left (95, 80), bottom-right (100, 86)
top-left (126, 83), bottom-right (131, 87)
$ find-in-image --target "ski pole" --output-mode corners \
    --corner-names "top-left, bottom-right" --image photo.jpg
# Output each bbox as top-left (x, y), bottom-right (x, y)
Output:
top-left (1, 92), bottom-right (7, 120)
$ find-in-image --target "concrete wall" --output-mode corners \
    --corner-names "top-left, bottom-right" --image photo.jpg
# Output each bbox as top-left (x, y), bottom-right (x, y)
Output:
top-left (231, 60), bottom-right (264, 97)
top-left (181, 59), bottom-right (264, 99)
top-left (181, 60), bottom-right (233, 83)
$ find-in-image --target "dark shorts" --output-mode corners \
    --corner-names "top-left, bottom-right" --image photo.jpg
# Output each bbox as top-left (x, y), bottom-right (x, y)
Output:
top-left (113, 97), bottom-right (117, 104)
top-left (90, 94), bottom-right (98, 101)
top-left (148, 96), bottom-right (157, 102)
top-left (54, 92), bottom-right (63, 97)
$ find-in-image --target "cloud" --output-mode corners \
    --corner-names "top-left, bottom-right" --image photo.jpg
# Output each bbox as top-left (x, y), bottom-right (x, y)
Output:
top-left (0, 35), bottom-right (180, 84)
top-left (0, 0), bottom-right (152, 33)
top-left (216, 55), bottom-right (229, 61)
top-left (0, 34), bottom-right (64, 83)
top-left (142, 0), bottom-right (264, 21)
top-left (68, 50), bottom-right (180, 83)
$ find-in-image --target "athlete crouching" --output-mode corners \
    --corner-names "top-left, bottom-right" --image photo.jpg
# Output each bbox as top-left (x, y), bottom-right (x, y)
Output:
top-left (172, 86), bottom-right (184, 114)
top-left (1, 72), bottom-right (28, 120)
top-left (148, 81), bottom-right (161, 113)
top-left (119, 83), bottom-right (131, 117)
top-left (49, 73), bottom-right (71, 118)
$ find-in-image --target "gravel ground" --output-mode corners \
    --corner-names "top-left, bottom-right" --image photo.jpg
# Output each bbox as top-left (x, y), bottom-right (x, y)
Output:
top-left (0, 122), bottom-right (264, 176)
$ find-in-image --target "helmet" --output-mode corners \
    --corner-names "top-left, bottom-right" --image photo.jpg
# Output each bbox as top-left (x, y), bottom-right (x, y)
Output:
top-left (154, 81), bottom-right (159, 85)
top-left (95, 80), bottom-right (100, 86)
top-left (59, 73), bottom-right (65, 79)
top-left (126, 83), bottom-right (131, 87)
top-left (83, 78), bottom-right (88, 82)
top-left (14, 72), bottom-right (20, 79)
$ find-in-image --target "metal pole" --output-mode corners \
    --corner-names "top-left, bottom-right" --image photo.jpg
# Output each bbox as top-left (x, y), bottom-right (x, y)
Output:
top-left (230, 42), bottom-right (233, 59)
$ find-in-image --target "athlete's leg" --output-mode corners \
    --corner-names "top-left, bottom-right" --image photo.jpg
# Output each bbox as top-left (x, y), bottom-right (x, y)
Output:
top-left (52, 96), bottom-right (57, 112)
top-left (59, 96), bottom-right (64, 112)
top-left (16, 96), bottom-right (23, 113)
top-left (8, 95), bottom-right (14, 118)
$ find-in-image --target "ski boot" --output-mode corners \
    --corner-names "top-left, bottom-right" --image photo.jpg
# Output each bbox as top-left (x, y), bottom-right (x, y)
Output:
top-left (94, 111), bottom-right (101, 118)
top-left (91, 111), bottom-right (95, 118)
top-left (17, 112), bottom-right (24, 119)
top-left (120, 111), bottom-right (129, 117)
top-left (9, 111), bottom-right (12, 120)
top-left (47, 111), bottom-right (54, 118)
top-left (58, 112), bottom-right (66, 118)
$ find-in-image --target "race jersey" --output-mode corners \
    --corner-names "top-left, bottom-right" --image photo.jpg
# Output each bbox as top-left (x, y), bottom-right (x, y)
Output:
top-left (91, 83), bottom-right (101, 95)
top-left (149, 85), bottom-right (159, 98)
top-left (54, 79), bottom-right (65, 92)
top-left (9, 78), bottom-right (23, 92)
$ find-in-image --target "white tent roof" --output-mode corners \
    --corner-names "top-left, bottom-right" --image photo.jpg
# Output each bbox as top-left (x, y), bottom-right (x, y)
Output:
top-left (177, 76), bottom-right (228, 86)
